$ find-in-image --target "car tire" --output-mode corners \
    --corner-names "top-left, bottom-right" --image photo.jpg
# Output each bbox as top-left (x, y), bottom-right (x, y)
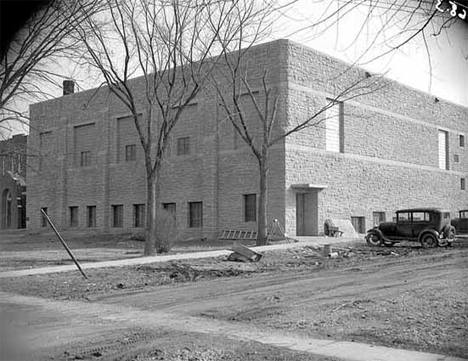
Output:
top-left (448, 226), bottom-right (456, 240)
top-left (366, 232), bottom-right (383, 246)
top-left (420, 233), bottom-right (437, 248)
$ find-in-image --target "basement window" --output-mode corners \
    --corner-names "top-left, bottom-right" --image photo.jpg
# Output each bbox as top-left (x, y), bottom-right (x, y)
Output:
top-left (163, 203), bottom-right (176, 220)
top-left (87, 205), bottom-right (96, 228)
top-left (188, 202), bottom-right (202, 228)
top-left (69, 206), bottom-right (79, 227)
top-left (372, 212), bottom-right (385, 226)
top-left (41, 207), bottom-right (48, 228)
top-left (351, 216), bottom-right (365, 234)
top-left (112, 205), bottom-right (123, 227)
top-left (133, 204), bottom-right (145, 228)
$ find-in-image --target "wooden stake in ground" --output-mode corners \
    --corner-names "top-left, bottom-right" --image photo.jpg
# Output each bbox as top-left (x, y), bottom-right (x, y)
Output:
top-left (40, 209), bottom-right (88, 279)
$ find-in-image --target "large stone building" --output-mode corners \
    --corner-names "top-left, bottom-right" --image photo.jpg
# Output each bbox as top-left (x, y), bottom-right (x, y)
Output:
top-left (1, 134), bottom-right (27, 229)
top-left (27, 40), bottom-right (467, 239)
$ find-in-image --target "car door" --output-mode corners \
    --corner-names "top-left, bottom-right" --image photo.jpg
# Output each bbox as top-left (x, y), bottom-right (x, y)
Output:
top-left (395, 211), bottom-right (413, 239)
top-left (411, 211), bottom-right (430, 239)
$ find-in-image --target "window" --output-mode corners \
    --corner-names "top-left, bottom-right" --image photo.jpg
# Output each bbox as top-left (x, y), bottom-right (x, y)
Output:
top-left (177, 137), bottom-right (190, 155)
top-left (69, 206), bottom-right (78, 227)
top-left (462, 178), bottom-right (466, 191)
top-left (41, 207), bottom-right (48, 227)
top-left (1, 189), bottom-right (12, 228)
top-left (244, 194), bottom-right (256, 222)
top-left (460, 135), bottom-right (465, 147)
top-left (372, 212), bottom-right (386, 226)
top-left (412, 212), bottom-right (430, 222)
top-left (133, 204), bottom-right (146, 227)
top-left (74, 123), bottom-right (95, 167)
top-left (397, 212), bottom-right (410, 222)
top-left (438, 130), bottom-right (449, 170)
top-left (325, 100), bottom-right (343, 153)
top-left (233, 126), bottom-right (240, 150)
top-left (125, 144), bottom-right (136, 161)
top-left (454, 154), bottom-right (459, 163)
top-left (117, 116), bottom-right (140, 162)
top-left (163, 203), bottom-right (176, 218)
top-left (87, 206), bottom-right (96, 227)
top-left (39, 131), bottom-right (53, 171)
top-left (188, 202), bottom-right (202, 228)
top-left (165, 137), bottom-right (172, 157)
top-left (112, 205), bottom-right (123, 227)
top-left (80, 151), bottom-right (91, 167)
top-left (351, 216), bottom-right (365, 233)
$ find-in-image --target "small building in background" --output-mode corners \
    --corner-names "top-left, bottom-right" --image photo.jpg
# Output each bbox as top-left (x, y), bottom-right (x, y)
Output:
top-left (0, 134), bottom-right (27, 229)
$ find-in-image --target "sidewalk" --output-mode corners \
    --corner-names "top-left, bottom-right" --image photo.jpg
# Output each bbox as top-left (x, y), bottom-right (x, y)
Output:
top-left (0, 236), bottom-right (357, 278)
top-left (1, 291), bottom-right (465, 361)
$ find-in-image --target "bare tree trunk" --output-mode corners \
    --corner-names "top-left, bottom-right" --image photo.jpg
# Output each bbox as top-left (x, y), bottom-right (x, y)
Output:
top-left (144, 169), bottom-right (158, 255)
top-left (257, 158), bottom-right (268, 246)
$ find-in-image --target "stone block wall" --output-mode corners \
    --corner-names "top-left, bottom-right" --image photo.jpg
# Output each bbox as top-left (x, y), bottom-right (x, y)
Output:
top-left (27, 39), bottom-right (467, 240)
top-left (283, 40), bottom-right (468, 236)
top-left (27, 40), bottom-right (289, 241)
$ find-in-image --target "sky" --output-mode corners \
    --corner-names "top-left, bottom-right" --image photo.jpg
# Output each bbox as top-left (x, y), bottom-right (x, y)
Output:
top-left (2, 0), bottom-right (467, 139)
top-left (269, 0), bottom-right (468, 106)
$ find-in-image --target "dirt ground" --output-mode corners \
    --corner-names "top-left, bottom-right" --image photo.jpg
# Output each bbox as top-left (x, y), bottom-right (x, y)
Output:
top-left (0, 229), bottom-right (240, 272)
top-left (1, 230), bottom-right (468, 360)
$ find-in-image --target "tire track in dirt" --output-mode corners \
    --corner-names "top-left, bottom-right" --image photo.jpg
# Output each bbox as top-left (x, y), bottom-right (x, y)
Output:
top-left (100, 251), bottom-right (466, 316)
top-left (1, 290), bottom-right (464, 361)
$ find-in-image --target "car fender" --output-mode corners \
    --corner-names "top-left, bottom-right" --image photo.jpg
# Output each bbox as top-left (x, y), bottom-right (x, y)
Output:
top-left (418, 229), bottom-right (439, 243)
top-left (366, 228), bottom-right (392, 243)
top-left (366, 227), bottom-right (383, 237)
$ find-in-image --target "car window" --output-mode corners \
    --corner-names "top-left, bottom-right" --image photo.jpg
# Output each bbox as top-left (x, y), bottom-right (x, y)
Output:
top-left (461, 211), bottom-right (468, 218)
top-left (443, 212), bottom-right (450, 219)
top-left (412, 212), bottom-right (430, 222)
top-left (397, 212), bottom-right (410, 222)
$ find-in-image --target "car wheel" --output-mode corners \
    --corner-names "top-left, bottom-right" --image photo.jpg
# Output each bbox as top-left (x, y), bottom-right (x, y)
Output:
top-left (420, 233), bottom-right (437, 248)
top-left (366, 232), bottom-right (383, 246)
top-left (448, 226), bottom-right (456, 241)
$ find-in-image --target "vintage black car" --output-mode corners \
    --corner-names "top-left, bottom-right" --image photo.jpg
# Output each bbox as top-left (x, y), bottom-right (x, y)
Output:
top-left (451, 210), bottom-right (468, 235)
top-left (365, 208), bottom-right (455, 248)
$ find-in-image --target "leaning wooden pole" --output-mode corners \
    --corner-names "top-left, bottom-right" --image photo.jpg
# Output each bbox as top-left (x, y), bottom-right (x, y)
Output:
top-left (40, 209), bottom-right (88, 279)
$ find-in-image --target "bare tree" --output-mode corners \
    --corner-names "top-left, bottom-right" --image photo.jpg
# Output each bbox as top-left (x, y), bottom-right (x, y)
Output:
top-left (274, 1), bottom-right (466, 80)
top-left (77, 0), bottom-right (273, 255)
top-left (210, 0), bottom-right (467, 245)
top-left (0, 0), bottom-right (102, 139)
top-left (212, 45), bottom-right (385, 245)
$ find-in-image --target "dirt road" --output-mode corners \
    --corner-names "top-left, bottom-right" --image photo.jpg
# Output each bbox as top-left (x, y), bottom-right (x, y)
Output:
top-left (1, 244), bottom-right (467, 360)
